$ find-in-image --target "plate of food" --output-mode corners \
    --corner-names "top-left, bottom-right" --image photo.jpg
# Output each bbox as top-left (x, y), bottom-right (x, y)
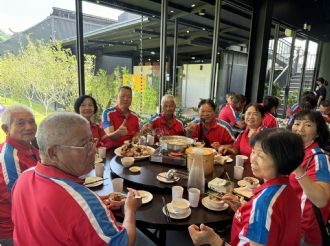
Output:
top-left (214, 154), bottom-right (233, 165)
top-left (233, 186), bottom-right (253, 199)
top-left (84, 176), bottom-right (104, 188)
top-left (138, 190), bottom-right (153, 204)
top-left (114, 142), bottom-right (155, 160)
top-left (156, 172), bottom-right (180, 183)
top-left (129, 166), bottom-right (141, 173)
top-left (201, 196), bottom-right (229, 211)
top-left (237, 177), bottom-right (259, 189)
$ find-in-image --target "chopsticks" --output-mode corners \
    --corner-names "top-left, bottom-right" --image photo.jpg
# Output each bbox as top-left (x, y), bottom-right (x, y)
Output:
top-left (162, 196), bottom-right (171, 223)
top-left (84, 178), bottom-right (108, 185)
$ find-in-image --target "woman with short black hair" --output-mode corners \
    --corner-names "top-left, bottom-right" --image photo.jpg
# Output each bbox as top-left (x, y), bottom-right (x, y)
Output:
top-left (219, 104), bottom-right (266, 165)
top-left (186, 98), bottom-right (235, 148)
top-left (290, 110), bottom-right (330, 245)
top-left (262, 96), bottom-right (279, 128)
top-left (189, 128), bottom-right (304, 246)
top-left (74, 95), bottom-right (113, 148)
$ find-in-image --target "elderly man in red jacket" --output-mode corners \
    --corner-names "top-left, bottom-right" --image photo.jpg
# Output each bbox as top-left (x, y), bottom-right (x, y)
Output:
top-left (0, 104), bottom-right (40, 246)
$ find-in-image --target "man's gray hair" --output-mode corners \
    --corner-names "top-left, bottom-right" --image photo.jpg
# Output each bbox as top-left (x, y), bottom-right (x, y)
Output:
top-left (1, 104), bottom-right (34, 126)
top-left (37, 112), bottom-right (88, 155)
top-left (161, 94), bottom-right (176, 108)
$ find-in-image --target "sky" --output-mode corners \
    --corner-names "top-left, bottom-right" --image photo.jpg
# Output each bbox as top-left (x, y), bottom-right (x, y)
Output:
top-left (0, 0), bottom-right (123, 34)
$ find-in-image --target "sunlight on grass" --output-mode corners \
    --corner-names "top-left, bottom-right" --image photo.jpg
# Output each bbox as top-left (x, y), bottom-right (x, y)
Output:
top-left (0, 97), bottom-right (55, 143)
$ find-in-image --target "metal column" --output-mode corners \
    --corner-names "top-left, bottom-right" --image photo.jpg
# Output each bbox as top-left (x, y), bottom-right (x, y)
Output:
top-left (209, 0), bottom-right (222, 100)
top-left (267, 23), bottom-right (279, 96)
top-left (298, 39), bottom-right (309, 97)
top-left (75, 0), bottom-right (85, 96)
top-left (282, 31), bottom-right (296, 118)
top-left (172, 19), bottom-right (178, 96)
top-left (313, 42), bottom-right (323, 89)
top-left (159, 0), bottom-right (168, 108)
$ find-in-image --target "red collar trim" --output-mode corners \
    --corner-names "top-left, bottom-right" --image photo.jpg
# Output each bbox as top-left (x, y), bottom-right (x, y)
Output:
top-left (6, 136), bottom-right (35, 153)
top-left (35, 163), bottom-right (84, 184)
top-left (253, 176), bottom-right (289, 195)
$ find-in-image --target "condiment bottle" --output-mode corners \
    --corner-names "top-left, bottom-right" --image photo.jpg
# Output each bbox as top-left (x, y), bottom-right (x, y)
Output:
top-left (187, 148), bottom-right (205, 194)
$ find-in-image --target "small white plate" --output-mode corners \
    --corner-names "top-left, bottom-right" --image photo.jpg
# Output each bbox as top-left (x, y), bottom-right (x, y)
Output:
top-left (237, 177), bottom-right (259, 188)
top-left (201, 196), bottom-right (229, 211)
top-left (129, 166), bottom-right (141, 173)
top-left (157, 172), bottom-right (180, 183)
top-left (162, 203), bottom-right (191, 219)
top-left (84, 176), bottom-right (103, 188)
top-left (234, 187), bottom-right (253, 199)
top-left (138, 190), bottom-right (153, 204)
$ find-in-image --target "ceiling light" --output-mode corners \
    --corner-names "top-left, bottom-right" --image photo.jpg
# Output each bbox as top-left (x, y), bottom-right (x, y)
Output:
top-left (170, 10), bottom-right (174, 13)
top-left (186, 30), bottom-right (190, 33)
top-left (202, 28), bottom-right (206, 31)
top-left (151, 51), bottom-right (155, 55)
top-left (191, 57), bottom-right (195, 60)
top-left (152, 15), bottom-right (155, 18)
top-left (148, 58), bottom-right (151, 61)
top-left (191, 4), bottom-right (195, 8)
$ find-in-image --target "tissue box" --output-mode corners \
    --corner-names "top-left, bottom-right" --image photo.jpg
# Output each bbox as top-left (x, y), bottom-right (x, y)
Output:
top-left (208, 178), bottom-right (233, 193)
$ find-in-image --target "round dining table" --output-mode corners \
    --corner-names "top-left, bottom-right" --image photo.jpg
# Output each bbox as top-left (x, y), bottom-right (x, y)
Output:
top-left (87, 149), bottom-right (254, 246)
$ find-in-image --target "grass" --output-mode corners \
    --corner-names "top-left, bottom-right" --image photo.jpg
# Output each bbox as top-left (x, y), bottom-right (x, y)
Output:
top-left (0, 97), bottom-right (54, 143)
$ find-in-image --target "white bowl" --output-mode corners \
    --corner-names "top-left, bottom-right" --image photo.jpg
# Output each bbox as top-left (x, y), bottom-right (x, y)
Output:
top-left (171, 198), bottom-right (190, 214)
top-left (121, 157), bottom-right (134, 167)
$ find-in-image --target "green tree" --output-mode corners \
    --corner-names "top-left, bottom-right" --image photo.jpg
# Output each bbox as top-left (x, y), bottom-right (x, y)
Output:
top-left (0, 30), bottom-right (10, 42)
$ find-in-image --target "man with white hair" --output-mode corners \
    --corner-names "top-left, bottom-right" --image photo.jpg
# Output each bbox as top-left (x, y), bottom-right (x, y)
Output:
top-left (0, 104), bottom-right (39, 246)
top-left (142, 94), bottom-right (184, 140)
top-left (11, 113), bottom-right (139, 245)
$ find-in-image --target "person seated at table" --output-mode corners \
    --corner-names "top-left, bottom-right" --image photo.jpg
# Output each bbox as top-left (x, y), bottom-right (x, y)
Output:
top-left (186, 99), bottom-right (235, 149)
top-left (262, 96), bottom-right (279, 128)
top-left (319, 100), bottom-right (330, 123)
top-left (219, 104), bottom-right (266, 160)
top-left (102, 86), bottom-right (140, 147)
top-left (218, 94), bottom-right (246, 130)
top-left (290, 110), bottom-right (330, 245)
top-left (11, 112), bottom-right (139, 246)
top-left (74, 95), bottom-right (113, 149)
top-left (189, 128), bottom-right (305, 246)
top-left (0, 105), bottom-right (40, 246)
top-left (286, 91), bottom-right (316, 123)
top-left (218, 92), bottom-right (236, 111)
top-left (141, 94), bottom-right (184, 139)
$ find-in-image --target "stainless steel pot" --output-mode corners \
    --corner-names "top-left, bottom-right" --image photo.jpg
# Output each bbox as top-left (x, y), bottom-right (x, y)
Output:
top-left (159, 135), bottom-right (194, 152)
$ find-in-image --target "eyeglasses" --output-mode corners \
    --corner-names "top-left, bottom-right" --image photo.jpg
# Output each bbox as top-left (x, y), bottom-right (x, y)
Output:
top-left (57, 138), bottom-right (97, 150)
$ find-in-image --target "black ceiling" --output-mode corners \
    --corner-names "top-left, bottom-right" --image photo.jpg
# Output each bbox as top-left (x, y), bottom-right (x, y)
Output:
top-left (76, 0), bottom-right (330, 62)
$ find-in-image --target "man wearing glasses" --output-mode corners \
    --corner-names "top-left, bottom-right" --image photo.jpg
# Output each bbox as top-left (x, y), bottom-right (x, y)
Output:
top-left (0, 105), bottom-right (40, 246)
top-left (101, 86), bottom-right (140, 147)
top-left (11, 113), bottom-right (139, 245)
